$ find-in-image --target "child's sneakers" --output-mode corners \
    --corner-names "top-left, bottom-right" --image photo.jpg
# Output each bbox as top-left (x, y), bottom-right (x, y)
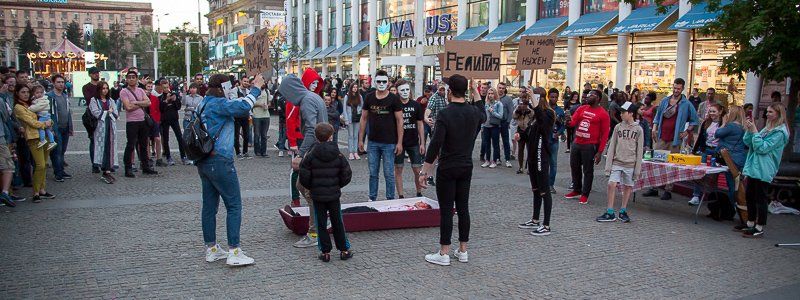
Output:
top-left (37, 141), bottom-right (47, 149)
top-left (618, 211), bottom-right (631, 223)
top-left (46, 142), bottom-right (57, 151)
top-left (596, 212), bottom-right (617, 222)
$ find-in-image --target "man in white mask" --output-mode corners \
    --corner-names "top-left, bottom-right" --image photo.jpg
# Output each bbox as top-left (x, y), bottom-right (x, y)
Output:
top-left (358, 70), bottom-right (405, 201)
top-left (393, 80), bottom-right (426, 199)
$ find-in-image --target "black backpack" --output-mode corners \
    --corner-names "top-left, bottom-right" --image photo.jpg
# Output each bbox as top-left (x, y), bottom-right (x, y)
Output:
top-left (82, 102), bottom-right (98, 133)
top-left (183, 101), bottom-right (226, 161)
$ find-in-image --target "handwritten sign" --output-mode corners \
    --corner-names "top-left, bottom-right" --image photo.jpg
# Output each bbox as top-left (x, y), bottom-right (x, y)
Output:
top-left (243, 27), bottom-right (272, 77)
top-left (516, 36), bottom-right (556, 70)
top-left (441, 40), bottom-right (501, 79)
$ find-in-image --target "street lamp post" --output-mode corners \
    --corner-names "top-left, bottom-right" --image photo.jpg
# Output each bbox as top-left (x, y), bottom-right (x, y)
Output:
top-left (184, 37), bottom-right (202, 88)
top-left (154, 13), bottom-right (170, 79)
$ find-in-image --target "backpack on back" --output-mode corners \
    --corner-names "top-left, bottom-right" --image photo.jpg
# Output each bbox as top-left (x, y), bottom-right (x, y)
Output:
top-left (183, 101), bottom-right (225, 161)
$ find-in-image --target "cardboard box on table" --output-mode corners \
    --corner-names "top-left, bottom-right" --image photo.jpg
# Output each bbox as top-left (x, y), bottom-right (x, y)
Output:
top-left (279, 197), bottom-right (441, 235)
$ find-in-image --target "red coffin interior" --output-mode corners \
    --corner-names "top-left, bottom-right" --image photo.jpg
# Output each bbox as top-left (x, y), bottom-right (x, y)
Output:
top-left (279, 197), bottom-right (441, 235)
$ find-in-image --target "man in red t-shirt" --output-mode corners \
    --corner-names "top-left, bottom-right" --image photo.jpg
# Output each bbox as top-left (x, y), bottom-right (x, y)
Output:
top-left (565, 89), bottom-right (610, 204)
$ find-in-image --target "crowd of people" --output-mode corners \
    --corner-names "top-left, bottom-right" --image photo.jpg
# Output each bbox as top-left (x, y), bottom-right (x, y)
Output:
top-left (1, 63), bottom-right (793, 267)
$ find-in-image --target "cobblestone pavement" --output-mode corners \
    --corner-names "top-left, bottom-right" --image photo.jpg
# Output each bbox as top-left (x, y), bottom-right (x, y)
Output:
top-left (1, 105), bottom-right (799, 299)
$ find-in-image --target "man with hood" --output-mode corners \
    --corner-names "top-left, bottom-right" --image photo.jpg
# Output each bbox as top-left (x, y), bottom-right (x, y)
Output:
top-left (280, 68), bottom-right (328, 248)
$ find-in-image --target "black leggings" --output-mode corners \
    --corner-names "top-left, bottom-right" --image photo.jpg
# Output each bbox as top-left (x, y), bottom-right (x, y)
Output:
top-left (123, 121), bottom-right (149, 169)
top-left (517, 134), bottom-right (528, 171)
top-left (570, 143), bottom-right (597, 196)
top-left (533, 191), bottom-right (553, 226)
top-left (565, 127), bottom-right (575, 150)
top-left (234, 117), bottom-right (250, 155)
top-left (436, 166), bottom-right (472, 245)
top-left (745, 177), bottom-right (770, 226)
top-left (160, 119), bottom-right (185, 159)
top-left (313, 200), bottom-right (350, 253)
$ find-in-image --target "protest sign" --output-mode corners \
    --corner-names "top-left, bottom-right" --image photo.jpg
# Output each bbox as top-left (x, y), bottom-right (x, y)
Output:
top-left (244, 27), bottom-right (272, 77)
top-left (516, 36), bottom-right (556, 70)
top-left (440, 40), bottom-right (501, 79)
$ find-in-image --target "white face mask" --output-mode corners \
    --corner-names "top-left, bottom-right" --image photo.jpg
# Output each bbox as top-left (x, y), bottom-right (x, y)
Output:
top-left (308, 80), bottom-right (318, 92)
top-left (398, 84), bottom-right (411, 100)
top-left (221, 81), bottom-right (233, 98)
top-left (375, 76), bottom-right (389, 91)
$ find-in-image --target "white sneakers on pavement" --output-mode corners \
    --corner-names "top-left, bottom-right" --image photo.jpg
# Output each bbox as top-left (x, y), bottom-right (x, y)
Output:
top-left (226, 248), bottom-right (255, 266)
top-left (205, 244), bottom-right (228, 262)
top-left (425, 251), bottom-right (451, 266)
top-left (293, 234), bottom-right (318, 248)
top-left (505, 161), bottom-right (512, 168)
top-left (453, 249), bottom-right (468, 263)
top-left (688, 196), bottom-right (700, 206)
top-left (480, 161), bottom-right (490, 168)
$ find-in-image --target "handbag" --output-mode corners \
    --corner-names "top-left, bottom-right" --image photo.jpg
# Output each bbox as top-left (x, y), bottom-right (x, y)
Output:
top-left (122, 87), bottom-right (154, 128)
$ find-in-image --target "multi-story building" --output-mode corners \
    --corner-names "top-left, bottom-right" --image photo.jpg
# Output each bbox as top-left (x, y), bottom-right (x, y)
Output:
top-left (287, 0), bottom-right (764, 107)
top-left (206, 0), bottom-right (284, 71)
top-left (0, 0), bottom-right (153, 67)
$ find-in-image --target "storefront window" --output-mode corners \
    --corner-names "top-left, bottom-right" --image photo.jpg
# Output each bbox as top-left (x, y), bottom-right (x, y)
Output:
top-left (539, 0), bottom-right (569, 19)
top-left (317, 13), bottom-right (323, 47)
top-left (583, 0), bottom-right (618, 14)
top-left (691, 36), bottom-right (745, 106)
top-left (469, 0), bottom-right (489, 27)
top-left (502, 0), bottom-right (527, 23)
top-left (579, 37), bottom-right (617, 87)
top-left (532, 40), bottom-right (568, 90)
top-left (343, 25), bottom-right (352, 44)
top-left (630, 32), bottom-right (677, 97)
top-left (385, 0), bottom-right (416, 18)
top-left (361, 3), bottom-right (370, 41)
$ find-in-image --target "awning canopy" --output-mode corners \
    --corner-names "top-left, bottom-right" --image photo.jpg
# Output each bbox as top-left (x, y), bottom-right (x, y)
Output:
top-left (670, 0), bottom-right (731, 30)
top-left (327, 43), bottom-right (351, 58)
top-left (514, 17), bottom-right (569, 42)
top-left (559, 11), bottom-right (618, 37)
top-left (50, 38), bottom-right (85, 55)
top-left (313, 46), bottom-right (337, 59)
top-left (482, 21), bottom-right (526, 42)
top-left (453, 26), bottom-right (489, 41)
top-left (610, 5), bottom-right (678, 34)
top-left (343, 41), bottom-right (369, 56)
top-left (303, 48), bottom-right (322, 60)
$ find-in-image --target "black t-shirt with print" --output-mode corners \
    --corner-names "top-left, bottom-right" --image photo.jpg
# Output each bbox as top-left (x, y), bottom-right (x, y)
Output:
top-left (364, 92), bottom-right (403, 144)
top-left (400, 100), bottom-right (424, 147)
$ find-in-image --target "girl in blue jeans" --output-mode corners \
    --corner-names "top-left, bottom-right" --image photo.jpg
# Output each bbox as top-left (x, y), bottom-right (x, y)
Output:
top-left (480, 88), bottom-right (503, 168)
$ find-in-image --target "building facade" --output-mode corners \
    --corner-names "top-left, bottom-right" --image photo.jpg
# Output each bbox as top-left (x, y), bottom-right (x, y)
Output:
top-left (0, 0), bottom-right (153, 68)
top-left (206, 0), bottom-right (284, 72)
top-left (286, 0), bottom-right (762, 106)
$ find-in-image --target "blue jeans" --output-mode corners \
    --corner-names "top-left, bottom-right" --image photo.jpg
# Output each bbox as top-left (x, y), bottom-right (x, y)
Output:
top-left (49, 127), bottom-right (70, 178)
top-left (480, 126), bottom-right (501, 161)
top-left (368, 141), bottom-right (396, 201)
top-left (275, 120), bottom-right (288, 150)
top-left (549, 140), bottom-right (559, 187)
top-left (197, 155), bottom-right (242, 248)
top-left (347, 122), bottom-right (360, 153)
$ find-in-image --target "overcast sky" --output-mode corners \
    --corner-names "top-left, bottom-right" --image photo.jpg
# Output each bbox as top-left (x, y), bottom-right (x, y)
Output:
top-left (114, 0), bottom-right (211, 33)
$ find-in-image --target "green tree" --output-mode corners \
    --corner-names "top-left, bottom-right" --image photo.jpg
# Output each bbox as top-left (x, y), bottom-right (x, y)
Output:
top-left (65, 20), bottom-right (83, 49)
top-left (159, 23), bottom-right (207, 77)
top-left (129, 27), bottom-right (157, 72)
top-left (641, 0), bottom-right (800, 153)
top-left (107, 23), bottom-right (129, 69)
top-left (17, 21), bottom-right (41, 69)
top-left (91, 29), bottom-right (111, 68)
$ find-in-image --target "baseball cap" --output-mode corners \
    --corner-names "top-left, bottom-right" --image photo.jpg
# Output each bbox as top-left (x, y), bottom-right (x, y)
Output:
top-left (621, 101), bottom-right (637, 113)
top-left (442, 74), bottom-right (468, 97)
top-left (87, 67), bottom-right (99, 74)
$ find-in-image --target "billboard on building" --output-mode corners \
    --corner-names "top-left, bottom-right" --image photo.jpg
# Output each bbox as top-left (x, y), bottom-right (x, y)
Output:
top-left (539, 0), bottom-right (569, 19)
top-left (260, 10), bottom-right (287, 36)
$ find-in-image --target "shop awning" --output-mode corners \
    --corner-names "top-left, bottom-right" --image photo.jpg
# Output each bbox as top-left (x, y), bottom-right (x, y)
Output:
top-left (453, 26), bottom-right (489, 41)
top-left (343, 41), bottom-right (370, 56)
top-left (514, 17), bottom-right (569, 42)
top-left (559, 11), bottom-right (619, 37)
top-left (610, 5), bottom-right (678, 34)
top-left (313, 46), bottom-right (337, 59)
top-left (303, 47), bottom-right (322, 60)
top-left (669, 0), bottom-right (732, 30)
top-left (482, 21), bottom-right (526, 42)
top-left (327, 43), bottom-right (351, 58)
top-left (291, 51), bottom-right (307, 62)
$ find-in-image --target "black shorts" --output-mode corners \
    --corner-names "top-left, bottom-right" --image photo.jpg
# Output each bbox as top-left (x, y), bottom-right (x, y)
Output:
top-left (150, 122), bottom-right (161, 138)
top-left (395, 145), bottom-right (423, 167)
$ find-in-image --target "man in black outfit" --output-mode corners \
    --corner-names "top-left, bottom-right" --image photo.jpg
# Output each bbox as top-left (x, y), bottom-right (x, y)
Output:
top-left (157, 78), bottom-right (186, 165)
top-left (419, 74), bottom-right (486, 266)
top-left (234, 77), bottom-right (253, 159)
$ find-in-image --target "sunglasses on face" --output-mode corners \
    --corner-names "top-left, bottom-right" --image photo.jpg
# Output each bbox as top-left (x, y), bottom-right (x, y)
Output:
top-left (376, 80), bottom-right (388, 84)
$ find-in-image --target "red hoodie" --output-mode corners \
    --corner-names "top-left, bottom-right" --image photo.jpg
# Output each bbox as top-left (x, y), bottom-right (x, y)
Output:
top-left (301, 68), bottom-right (324, 96)
top-left (287, 68), bottom-right (324, 148)
top-left (569, 104), bottom-right (611, 151)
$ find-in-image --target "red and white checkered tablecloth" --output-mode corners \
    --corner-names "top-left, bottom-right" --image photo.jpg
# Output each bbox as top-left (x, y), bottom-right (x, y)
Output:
top-left (633, 161), bottom-right (729, 191)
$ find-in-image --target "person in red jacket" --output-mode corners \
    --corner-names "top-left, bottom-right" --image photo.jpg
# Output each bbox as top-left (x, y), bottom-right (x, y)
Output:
top-left (565, 89), bottom-right (610, 204)
top-left (145, 81), bottom-right (163, 168)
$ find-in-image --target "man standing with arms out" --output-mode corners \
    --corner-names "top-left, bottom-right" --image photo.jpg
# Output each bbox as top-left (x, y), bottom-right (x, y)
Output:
top-left (393, 80), bottom-right (425, 199)
top-left (359, 70), bottom-right (404, 201)
top-left (565, 89), bottom-right (610, 204)
top-left (497, 83), bottom-right (515, 167)
top-left (47, 74), bottom-right (73, 182)
top-left (548, 88), bottom-right (566, 194)
top-left (697, 87), bottom-right (718, 121)
top-left (82, 67), bottom-right (101, 173)
top-left (234, 77), bottom-right (253, 159)
top-left (419, 75), bottom-right (485, 266)
top-left (281, 69), bottom-right (328, 248)
top-left (158, 78), bottom-right (186, 165)
top-left (194, 73), bottom-right (208, 97)
top-left (120, 71), bottom-right (158, 177)
top-left (643, 78), bottom-right (698, 200)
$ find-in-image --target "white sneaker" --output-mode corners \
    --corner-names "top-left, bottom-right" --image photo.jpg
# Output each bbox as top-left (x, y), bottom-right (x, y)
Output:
top-left (278, 151), bottom-right (285, 157)
top-left (37, 141), bottom-right (47, 148)
top-left (453, 249), bottom-right (468, 263)
top-left (481, 161), bottom-right (490, 168)
top-left (293, 234), bottom-right (318, 248)
top-left (425, 251), bottom-right (451, 266)
top-left (489, 162), bottom-right (497, 168)
top-left (226, 247), bottom-right (255, 266)
top-left (505, 161), bottom-right (512, 168)
top-left (688, 196), bottom-right (701, 206)
top-left (205, 244), bottom-right (228, 263)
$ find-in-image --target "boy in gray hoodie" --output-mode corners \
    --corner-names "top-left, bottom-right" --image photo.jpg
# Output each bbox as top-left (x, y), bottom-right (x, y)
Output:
top-left (597, 102), bottom-right (643, 223)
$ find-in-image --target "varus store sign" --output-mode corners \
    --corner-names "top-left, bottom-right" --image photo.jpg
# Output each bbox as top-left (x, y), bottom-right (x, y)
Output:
top-left (38, 0), bottom-right (68, 3)
top-left (377, 14), bottom-right (454, 47)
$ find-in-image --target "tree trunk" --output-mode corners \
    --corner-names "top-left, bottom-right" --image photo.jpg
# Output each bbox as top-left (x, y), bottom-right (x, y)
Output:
top-left (786, 77), bottom-right (798, 155)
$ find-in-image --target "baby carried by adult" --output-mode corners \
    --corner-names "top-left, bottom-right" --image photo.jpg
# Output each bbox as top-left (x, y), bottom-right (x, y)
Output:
top-left (29, 84), bottom-right (58, 151)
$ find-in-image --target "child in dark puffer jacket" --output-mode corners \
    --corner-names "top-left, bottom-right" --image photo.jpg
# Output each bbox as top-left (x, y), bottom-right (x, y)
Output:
top-left (298, 123), bottom-right (354, 262)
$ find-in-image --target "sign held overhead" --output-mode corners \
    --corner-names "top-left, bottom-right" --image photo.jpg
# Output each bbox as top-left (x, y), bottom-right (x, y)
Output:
top-left (243, 27), bottom-right (273, 78)
top-left (516, 36), bottom-right (556, 70)
top-left (441, 40), bottom-right (501, 79)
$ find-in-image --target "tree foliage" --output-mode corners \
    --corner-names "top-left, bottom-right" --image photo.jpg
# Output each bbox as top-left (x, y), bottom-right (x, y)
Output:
top-left (129, 28), bottom-right (157, 72)
top-left (16, 21), bottom-right (41, 69)
top-left (159, 23), bottom-right (207, 78)
top-left (65, 20), bottom-right (83, 49)
top-left (107, 23), bottom-right (129, 69)
top-left (91, 29), bottom-right (111, 67)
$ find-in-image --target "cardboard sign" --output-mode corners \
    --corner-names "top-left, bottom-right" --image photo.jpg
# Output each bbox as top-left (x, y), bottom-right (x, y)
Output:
top-left (440, 40), bottom-right (501, 79)
top-left (516, 36), bottom-right (556, 70)
top-left (243, 27), bottom-right (272, 77)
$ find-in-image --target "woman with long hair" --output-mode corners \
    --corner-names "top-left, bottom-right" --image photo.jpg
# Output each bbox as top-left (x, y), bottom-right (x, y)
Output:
top-left (631, 88), bottom-right (641, 104)
top-left (518, 87), bottom-right (555, 236)
top-left (480, 87), bottom-right (504, 168)
top-left (738, 103), bottom-right (790, 237)
top-left (90, 81), bottom-right (120, 183)
top-left (689, 103), bottom-right (725, 205)
top-left (564, 91), bottom-right (580, 153)
top-left (341, 82), bottom-right (363, 160)
top-left (12, 84), bottom-right (55, 203)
